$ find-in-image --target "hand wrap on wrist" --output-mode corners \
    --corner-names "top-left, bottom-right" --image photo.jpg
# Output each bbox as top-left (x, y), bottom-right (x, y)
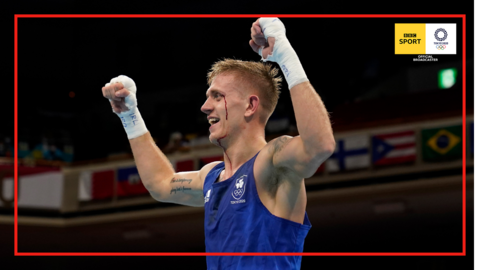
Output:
top-left (258, 18), bottom-right (309, 89)
top-left (106, 75), bottom-right (148, 139)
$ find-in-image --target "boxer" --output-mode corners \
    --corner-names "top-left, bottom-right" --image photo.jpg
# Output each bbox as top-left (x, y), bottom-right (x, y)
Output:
top-left (102, 17), bottom-right (335, 269)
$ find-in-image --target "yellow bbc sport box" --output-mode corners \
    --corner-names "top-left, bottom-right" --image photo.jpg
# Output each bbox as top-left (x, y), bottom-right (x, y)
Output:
top-left (395, 24), bottom-right (426, 54)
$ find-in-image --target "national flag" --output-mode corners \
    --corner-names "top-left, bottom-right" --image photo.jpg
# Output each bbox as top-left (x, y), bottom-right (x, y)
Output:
top-left (117, 167), bottom-right (149, 197)
top-left (372, 130), bottom-right (416, 166)
top-left (422, 125), bottom-right (462, 161)
top-left (326, 135), bottom-right (370, 172)
top-left (78, 169), bottom-right (115, 201)
top-left (470, 122), bottom-right (477, 155)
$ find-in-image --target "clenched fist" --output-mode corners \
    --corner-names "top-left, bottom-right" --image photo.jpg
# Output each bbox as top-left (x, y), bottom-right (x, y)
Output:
top-left (102, 75), bottom-right (148, 139)
top-left (102, 75), bottom-right (138, 114)
top-left (248, 18), bottom-right (308, 89)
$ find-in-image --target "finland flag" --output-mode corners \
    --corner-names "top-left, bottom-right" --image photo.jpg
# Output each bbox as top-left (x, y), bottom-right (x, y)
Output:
top-left (326, 135), bottom-right (370, 172)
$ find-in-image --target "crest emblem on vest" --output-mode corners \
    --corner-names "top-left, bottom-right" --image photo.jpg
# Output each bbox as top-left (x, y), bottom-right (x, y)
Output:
top-left (232, 175), bottom-right (247, 200)
top-left (204, 189), bottom-right (211, 203)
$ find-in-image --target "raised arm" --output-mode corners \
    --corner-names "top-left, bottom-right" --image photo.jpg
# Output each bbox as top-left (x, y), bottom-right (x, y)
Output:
top-left (102, 76), bottom-right (216, 206)
top-left (250, 18), bottom-right (335, 179)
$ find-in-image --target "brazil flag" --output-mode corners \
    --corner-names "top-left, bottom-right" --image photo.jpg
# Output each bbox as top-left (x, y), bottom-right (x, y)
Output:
top-left (422, 125), bottom-right (462, 162)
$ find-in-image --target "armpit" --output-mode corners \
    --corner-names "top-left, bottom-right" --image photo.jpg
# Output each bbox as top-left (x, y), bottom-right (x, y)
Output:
top-left (266, 165), bottom-right (299, 198)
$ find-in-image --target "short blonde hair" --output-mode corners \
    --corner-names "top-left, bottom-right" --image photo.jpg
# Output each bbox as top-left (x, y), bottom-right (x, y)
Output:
top-left (207, 58), bottom-right (282, 124)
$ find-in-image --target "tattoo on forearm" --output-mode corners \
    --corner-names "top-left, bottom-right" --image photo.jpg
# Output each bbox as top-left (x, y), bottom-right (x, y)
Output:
top-left (170, 178), bottom-right (193, 184)
top-left (170, 186), bottom-right (192, 194)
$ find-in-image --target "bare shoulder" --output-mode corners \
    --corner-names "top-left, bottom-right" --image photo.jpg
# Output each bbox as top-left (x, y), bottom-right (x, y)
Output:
top-left (256, 135), bottom-right (296, 167)
top-left (256, 135), bottom-right (295, 170)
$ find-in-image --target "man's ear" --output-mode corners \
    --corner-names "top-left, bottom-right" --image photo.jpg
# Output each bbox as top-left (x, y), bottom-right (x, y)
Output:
top-left (245, 95), bottom-right (260, 120)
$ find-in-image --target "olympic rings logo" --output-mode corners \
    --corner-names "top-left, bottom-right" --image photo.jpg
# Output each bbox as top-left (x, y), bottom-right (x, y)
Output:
top-left (436, 45), bottom-right (446, 50)
top-left (434, 28), bottom-right (448, 41)
top-left (234, 190), bottom-right (243, 196)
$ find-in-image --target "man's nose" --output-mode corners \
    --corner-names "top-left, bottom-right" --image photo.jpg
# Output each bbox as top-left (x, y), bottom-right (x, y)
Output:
top-left (201, 98), bottom-right (213, 115)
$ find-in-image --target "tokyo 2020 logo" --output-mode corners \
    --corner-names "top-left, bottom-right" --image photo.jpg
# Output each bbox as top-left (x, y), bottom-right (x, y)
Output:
top-left (434, 28), bottom-right (448, 41)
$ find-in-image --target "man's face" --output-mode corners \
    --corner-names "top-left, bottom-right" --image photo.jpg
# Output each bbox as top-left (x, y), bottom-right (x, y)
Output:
top-left (201, 73), bottom-right (247, 145)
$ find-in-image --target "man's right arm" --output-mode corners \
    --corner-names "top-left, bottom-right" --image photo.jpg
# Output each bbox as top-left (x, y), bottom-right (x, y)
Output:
top-left (102, 75), bottom-right (219, 207)
top-left (129, 133), bottom-right (220, 207)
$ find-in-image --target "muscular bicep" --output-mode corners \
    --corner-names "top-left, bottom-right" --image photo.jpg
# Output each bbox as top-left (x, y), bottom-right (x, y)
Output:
top-left (270, 135), bottom-right (329, 179)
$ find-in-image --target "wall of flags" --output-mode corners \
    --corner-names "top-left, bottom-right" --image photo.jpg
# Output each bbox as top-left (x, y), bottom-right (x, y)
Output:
top-left (75, 117), bottom-right (472, 202)
top-left (0, 117), bottom-right (472, 209)
top-left (321, 120), bottom-right (468, 174)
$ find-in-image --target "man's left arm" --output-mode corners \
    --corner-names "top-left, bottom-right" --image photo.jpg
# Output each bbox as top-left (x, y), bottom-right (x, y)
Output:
top-left (275, 81), bottom-right (335, 178)
top-left (250, 18), bottom-right (335, 179)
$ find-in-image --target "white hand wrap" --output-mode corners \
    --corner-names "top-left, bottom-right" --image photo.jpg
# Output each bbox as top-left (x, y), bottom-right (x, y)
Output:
top-left (258, 17), bottom-right (309, 89)
top-left (106, 75), bottom-right (148, 140)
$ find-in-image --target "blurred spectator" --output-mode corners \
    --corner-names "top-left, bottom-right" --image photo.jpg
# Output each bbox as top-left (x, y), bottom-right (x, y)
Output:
top-left (63, 145), bottom-right (74, 162)
top-left (31, 137), bottom-right (64, 161)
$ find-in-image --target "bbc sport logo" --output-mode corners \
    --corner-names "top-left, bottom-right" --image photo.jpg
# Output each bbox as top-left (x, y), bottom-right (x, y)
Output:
top-left (395, 24), bottom-right (456, 55)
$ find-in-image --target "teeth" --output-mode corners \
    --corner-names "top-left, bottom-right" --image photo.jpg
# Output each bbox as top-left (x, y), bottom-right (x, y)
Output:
top-left (209, 118), bottom-right (220, 125)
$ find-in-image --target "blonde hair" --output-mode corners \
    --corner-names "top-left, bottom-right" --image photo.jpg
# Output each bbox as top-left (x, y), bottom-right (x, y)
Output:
top-left (207, 58), bottom-right (282, 124)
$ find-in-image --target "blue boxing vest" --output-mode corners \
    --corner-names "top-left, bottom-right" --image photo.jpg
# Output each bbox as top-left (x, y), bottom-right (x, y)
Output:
top-left (203, 152), bottom-right (311, 270)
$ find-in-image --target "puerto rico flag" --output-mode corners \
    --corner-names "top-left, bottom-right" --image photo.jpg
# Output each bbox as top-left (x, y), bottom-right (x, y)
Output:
top-left (117, 167), bottom-right (149, 197)
top-left (372, 130), bottom-right (416, 166)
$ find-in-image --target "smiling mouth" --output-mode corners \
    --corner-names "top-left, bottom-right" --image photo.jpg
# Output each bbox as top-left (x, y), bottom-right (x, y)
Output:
top-left (208, 118), bottom-right (221, 130)
top-left (208, 117), bottom-right (220, 126)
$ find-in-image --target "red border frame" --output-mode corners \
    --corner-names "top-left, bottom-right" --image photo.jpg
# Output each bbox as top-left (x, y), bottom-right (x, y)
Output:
top-left (13, 14), bottom-right (467, 256)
